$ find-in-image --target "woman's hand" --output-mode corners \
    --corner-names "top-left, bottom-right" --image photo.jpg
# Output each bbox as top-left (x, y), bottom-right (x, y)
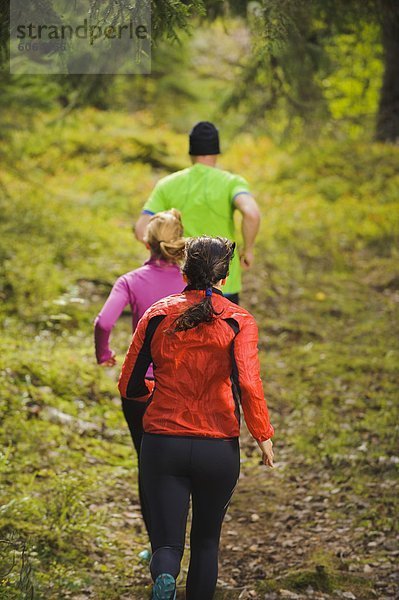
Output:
top-left (257, 439), bottom-right (274, 468)
top-left (100, 354), bottom-right (116, 367)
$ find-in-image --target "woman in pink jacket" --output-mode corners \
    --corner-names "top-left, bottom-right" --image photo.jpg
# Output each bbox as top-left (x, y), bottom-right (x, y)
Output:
top-left (94, 209), bottom-right (185, 531)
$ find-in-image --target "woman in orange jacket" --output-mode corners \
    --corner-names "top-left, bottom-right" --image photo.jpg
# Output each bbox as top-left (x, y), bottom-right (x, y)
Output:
top-left (119, 236), bottom-right (274, 600)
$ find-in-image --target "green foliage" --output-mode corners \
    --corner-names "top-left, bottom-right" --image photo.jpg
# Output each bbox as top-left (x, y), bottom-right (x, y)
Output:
top-left (0, 322), bottom-right (143, 598)
top-left (221, 1), bottom-right (386, 141)
top-left (321, 24), bottom-right (383, 138)
top-left (0, 109), bottom-right (158, 320)
top-left (0, 530), bottom-right (34, 600)
top-left (0, 3), bottom-right (390, 145)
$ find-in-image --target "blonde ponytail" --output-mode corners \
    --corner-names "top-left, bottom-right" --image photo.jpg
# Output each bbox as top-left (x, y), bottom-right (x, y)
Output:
top-left (144, 209), bottom-right (185, 264)
top-left (159, 239), bottom-right (186, 262)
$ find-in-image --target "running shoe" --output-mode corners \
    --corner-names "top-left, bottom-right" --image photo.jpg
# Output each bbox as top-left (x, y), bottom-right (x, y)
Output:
top-left (152, 573), bottom-right (176, 600)
top-left (138, 548), bottom-right (152, 563)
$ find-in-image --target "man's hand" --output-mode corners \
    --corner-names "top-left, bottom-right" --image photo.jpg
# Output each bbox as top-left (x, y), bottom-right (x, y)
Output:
top-left (240, 248), bottom-right (255, 269)
top-left (257, 439), bottom-right (274, 468)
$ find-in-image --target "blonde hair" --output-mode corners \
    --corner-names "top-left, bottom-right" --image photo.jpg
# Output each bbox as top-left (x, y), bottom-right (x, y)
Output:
top-left (143, 209), bottom-right (185, 263)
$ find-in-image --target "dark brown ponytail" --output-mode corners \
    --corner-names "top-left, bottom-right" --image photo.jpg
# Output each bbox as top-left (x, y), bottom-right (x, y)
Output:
top-left (173, 236), bottom-right (235, 332)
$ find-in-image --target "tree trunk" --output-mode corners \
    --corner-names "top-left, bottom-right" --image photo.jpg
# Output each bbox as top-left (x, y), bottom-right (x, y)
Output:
top-left (375, 3), bottom-right (399, 142)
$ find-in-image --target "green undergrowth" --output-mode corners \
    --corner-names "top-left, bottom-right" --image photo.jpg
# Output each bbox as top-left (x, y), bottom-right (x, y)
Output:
top-left (1, 108), bottom-right (398, 597)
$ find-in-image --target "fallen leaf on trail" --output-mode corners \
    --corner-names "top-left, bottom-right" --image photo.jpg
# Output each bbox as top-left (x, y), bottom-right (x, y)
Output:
top-left (364, 564), bottom-right (373, 573)
top-left (279, 589), bottom-right (301, 598)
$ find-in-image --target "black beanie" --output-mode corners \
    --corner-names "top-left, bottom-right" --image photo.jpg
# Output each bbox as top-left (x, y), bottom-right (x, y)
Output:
top-left (189, 121), bottom-right (220, 156)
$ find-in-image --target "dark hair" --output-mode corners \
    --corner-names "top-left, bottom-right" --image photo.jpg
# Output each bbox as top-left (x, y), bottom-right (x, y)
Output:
top-left (173, 236), bottom-right (235, 332)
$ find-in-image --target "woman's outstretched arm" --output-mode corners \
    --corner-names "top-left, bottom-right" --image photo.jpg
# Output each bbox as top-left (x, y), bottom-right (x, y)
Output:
top-left (233, 315), bottom-right (275, 464)
top-left (94, 276), bottom-right (130, 364)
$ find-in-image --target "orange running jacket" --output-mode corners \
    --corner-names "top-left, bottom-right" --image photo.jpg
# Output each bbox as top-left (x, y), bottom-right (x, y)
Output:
top-left (118, 288), bottom-right (274, 442)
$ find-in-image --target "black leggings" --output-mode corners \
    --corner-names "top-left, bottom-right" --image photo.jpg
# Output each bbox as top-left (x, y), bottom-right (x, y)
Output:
top-left (121, 397), bottom-right (146, 456)
top-left (140, 434), bottom-right (240, 600)
top-left (121, 398), bottom-right (149, 532)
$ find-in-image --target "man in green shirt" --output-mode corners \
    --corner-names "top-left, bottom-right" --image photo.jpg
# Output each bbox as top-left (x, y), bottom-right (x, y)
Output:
top-left (135, 122), bottom-right (260, 303)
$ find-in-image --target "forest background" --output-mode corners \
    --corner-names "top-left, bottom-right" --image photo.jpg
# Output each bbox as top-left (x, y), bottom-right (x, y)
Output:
top-left (0, 1), bottom-right (398, 599)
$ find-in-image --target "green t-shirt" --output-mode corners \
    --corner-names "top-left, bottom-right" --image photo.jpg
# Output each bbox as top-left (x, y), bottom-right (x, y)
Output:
top-left (143, 163), bottom-right (250, 294)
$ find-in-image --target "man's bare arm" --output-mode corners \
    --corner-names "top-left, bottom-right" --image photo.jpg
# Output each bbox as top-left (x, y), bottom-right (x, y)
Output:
top-left (134, 213), bottom-right (152, 242)
top-left (234, 193), bottom-right (261, 268)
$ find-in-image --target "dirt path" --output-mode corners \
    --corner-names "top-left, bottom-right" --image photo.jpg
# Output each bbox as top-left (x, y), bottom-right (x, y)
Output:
top-left (114, 423), bottom-right (398, 600)
top-left (216, 431), bottom-right (398, 599)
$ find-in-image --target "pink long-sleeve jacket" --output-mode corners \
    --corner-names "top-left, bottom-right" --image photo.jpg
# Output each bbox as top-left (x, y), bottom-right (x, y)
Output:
top-left (94, 257), bottom-right (185, 378)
